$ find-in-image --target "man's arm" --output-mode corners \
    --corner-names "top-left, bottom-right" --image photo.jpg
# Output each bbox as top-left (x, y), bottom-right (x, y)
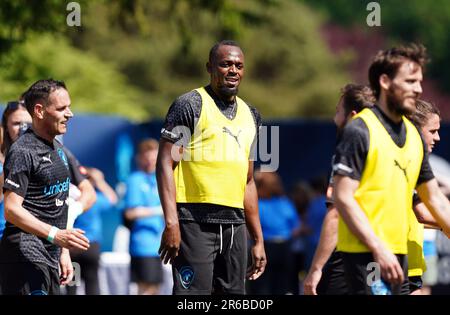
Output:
top-left (59, 248), bottom-right (74, 285)
top-left (303, 205), bottom-right (339, 295)
top-left (64, 148), bottom-right (96, 228)
top-left (244, 161), bottom-right (266, 280)
top-left (4, 190), bottom-right (90, 250)
top-left (77, 179), bottom-right (96, 211)
top-left (66, 150), bottom-right (96, 211)
top-left (124, 206), bottom-right (163, 221)
top-left (413, 202), bottom-right (440, 227)
top-left (156, 138), bottom-right (181, 264)
top-left (417, 178), bottom-right (450, 237)
top-left (88, 168), bottom-right (118, 205)
top-left (333, 175), bottom-right (404, 284)
top-left (66, 179), bottom-right (96, 229)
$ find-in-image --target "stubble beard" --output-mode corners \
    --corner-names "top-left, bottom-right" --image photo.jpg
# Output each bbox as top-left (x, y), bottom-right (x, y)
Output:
top-left (386, 87), bottom-right (415, 117)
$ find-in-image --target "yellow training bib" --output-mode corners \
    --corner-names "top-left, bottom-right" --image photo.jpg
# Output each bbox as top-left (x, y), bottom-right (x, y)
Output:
top-left (174, 87), bottom-right (256, 209)
top-left (337, 108), bottom-right (423, 254)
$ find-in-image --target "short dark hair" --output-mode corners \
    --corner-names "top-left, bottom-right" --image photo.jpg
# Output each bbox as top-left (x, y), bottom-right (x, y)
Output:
top-left (368, 43), bottom-right (428, 99)
top-left (341, 84), bottom-right (375, 116)
top-left (209, 40), bottom-right (242, 64)
top-left (23, 79), bottom-right (67, 115)
top-left (409, 99), bottom-right (440, 128)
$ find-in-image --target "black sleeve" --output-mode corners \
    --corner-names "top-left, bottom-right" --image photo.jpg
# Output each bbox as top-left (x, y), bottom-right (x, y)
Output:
top-left (3, 148), bottom-right (32, 197)
top-left (63, 147), bottom-right (86, 186)
top-left (160, 90), bottom-right (202, 146)
top-left (415, 127), bottom-right (435, 186)
top-left (248, 104), bottom-right (262, 159)
top-left (249, 105), bottom-right (262, 137)
top-left (332, 118), bottom-right (370, 181)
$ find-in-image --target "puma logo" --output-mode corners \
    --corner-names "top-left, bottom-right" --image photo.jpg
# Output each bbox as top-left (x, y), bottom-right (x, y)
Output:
top-left (42, 155), bottom-right (52, 164)
top-left (394, 159), bottom-right (410, 183)
top-left (222, 127), bottom-right (242, 147)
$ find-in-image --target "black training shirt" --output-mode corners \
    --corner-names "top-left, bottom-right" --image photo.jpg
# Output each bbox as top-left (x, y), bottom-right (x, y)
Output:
top-left (0, 129), bottom-right (71, 269)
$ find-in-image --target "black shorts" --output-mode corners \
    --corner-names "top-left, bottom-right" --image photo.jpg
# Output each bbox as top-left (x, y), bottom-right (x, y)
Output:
top-left (0, 262), bottom-right (60, 295)
top-left (342, 252), bottom-right (410, 295)
top-left (317, 250), bottom-right (350, 295)
top-left (130, 257), bottom-right (163, 284)
top-left (172, 221), bottom-right (247, 295)
top-left (408, 276), bottom-right (423, 293)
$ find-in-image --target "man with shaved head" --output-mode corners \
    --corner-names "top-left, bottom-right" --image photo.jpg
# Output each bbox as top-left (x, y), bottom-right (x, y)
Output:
top-left (157, 40), bottom-right (266, 295)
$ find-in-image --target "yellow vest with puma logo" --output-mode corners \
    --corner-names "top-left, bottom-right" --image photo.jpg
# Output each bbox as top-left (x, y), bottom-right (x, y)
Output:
top-left (337, 108), bottom-right (423, 254)
top-left (174, 87), bottom-right (256, 208)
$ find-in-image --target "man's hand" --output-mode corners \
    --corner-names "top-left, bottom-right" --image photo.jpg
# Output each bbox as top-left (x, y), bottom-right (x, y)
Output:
top-left (158, 223), bottom-right (181, 265)
top-left (246, 242), bottom-right (266, 280)
top-left (54, 228), bottom-right (90, 251)
top-left (59, 249), bottom-right (74, 285)
top-left (372, 244), bottom-right (404, 285)
top-left (303, 269), bottom-right (322, 295)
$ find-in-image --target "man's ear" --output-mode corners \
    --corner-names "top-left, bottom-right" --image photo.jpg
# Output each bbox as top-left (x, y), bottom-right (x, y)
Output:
top-left (206, 61), bottom-right (211, 74)
top-left (34, 103), bottom-right (45, 120)
top-left (379, 74), bottom-right (391, 92)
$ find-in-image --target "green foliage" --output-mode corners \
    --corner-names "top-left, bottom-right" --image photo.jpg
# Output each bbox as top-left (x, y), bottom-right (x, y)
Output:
top-left (0, 34), bottom-right (147, 121)
top-left (303, 0), bottom-right (450, 93)
top-left (1, 0), bottom-right (351, 120)
top-left (0, 0), bottom-right (89, 54)
top-left (69, 0), bottom-right (349, 119)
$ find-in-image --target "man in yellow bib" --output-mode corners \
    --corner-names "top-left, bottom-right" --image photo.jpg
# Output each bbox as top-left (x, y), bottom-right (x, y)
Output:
top-left (156, 40), bottom-right (266, 295)
top-left (333, 43), bottom-right (450, 295)
top-left (407, 99), bottom-right (442, 294)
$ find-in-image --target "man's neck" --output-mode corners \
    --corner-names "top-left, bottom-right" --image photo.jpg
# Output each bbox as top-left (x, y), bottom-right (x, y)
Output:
top-left (32, 123), bottom-right (55, 144)
top-left (208, 85), bottom-right (235, 104)
top-left (377, 96), bottom-right (403, 124)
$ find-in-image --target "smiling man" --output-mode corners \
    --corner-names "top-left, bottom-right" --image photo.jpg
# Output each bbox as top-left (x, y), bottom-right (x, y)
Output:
top-left (157, 40), bottom-right (266, 295)
top-left (332, 43), bottom-right (450, 295)
top-left (0, 79), bottom-right (90, 295)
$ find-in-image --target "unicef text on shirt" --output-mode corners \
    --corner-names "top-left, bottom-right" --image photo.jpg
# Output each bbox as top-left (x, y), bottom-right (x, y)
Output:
top-left (170, 125), bottom-right (279, 171)
top-left (43, 177), bottom-right (70, 196)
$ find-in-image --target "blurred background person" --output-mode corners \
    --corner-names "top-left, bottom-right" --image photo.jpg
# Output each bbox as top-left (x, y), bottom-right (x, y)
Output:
top-left (67, 167), bottom-right (118, 295)
top-left (123, 139), bottom-right (165, 295)
top-left (247, 170), bottom-right (300, 295)
top-left (408, 100), bottom-right (442, 295)
top-left (304, 175), bottom-right (328, 270)
top-left (289, 181), bottom-right (313, 294)
top-left (303, 84), bottom-right (375, 295)
top-left (0, 100), bottom-right (32, 239)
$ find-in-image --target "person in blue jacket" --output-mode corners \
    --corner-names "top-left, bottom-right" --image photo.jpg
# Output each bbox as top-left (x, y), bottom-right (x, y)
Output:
top-left (248, 170), bottom-right (301, 294)
top-left (123, 138), bottom-right (164, 295)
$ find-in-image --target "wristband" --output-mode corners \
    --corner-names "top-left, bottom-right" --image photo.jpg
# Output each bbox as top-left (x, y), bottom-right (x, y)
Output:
top-left (47, 226), bottom-right (59, 244)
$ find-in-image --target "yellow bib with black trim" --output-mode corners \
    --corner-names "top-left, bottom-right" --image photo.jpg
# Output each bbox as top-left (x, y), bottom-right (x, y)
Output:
top-left (407, 210), bottom-right (426, 276)
top-left (174, 87), bottom-right (256, 208)
top-left (337, 108), bottom-right (423, 254)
